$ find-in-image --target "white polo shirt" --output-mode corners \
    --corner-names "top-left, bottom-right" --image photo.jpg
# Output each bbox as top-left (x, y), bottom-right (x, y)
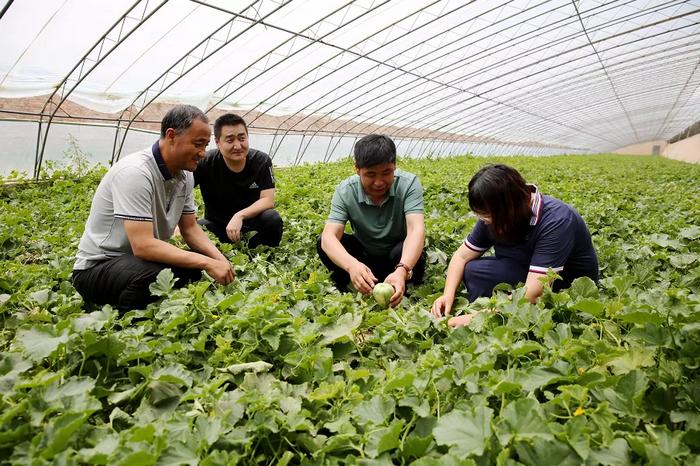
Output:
top-left (74, 142), bottom-right (195, 270)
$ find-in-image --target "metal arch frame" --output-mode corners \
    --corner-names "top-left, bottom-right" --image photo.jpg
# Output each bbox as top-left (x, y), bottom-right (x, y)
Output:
top-left (0, 0), bottom-right (14, 21)
top-left (424, 30), bottom-right (700, 150)
top-left (3, 0), bottom-right (698, 168)
top-left (465, 36), bottom-right (700, 128)
top-left (280, 0), bottom-right (550, 164)
top-left (113, 0), bottom-right (397, 162)
top-left (266, 0), bottom-right (517, 162)
top-left (110, 0), bottom-right (290, 163)
top-left (32, 0), bottom-right (169, 179)
top-left (571, 0), bottom-right (641, 143)
top-left (653, 55), bottom-right (700, 138)
top-left (288, 0), bottom-right (585, 162)
top-left (351, 5), bottom-right (700, 135)
top-left (284, 0), bottom-right (673, 162)
top-left (236, 0), bottom-right (456, 126)
top-left (314, 0), bottom-right (696, 158)
top-left (203, 0), bottom-right (391, 115)
top-left (339, 9), bottom-right (700, 153)
top-left (418, 13), bottom-right (700, 151)
top-left (475, 77), bottom-right (700, 152)
top-left (427, 37), bottom-right (700, 143)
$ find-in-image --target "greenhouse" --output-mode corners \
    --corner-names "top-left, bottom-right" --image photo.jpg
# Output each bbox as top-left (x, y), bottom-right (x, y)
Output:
top-left (0, 0), bottom-right (699, 464)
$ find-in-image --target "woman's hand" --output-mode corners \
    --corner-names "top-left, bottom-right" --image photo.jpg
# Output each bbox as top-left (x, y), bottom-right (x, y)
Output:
top-left (431, 294), bottom-right (454, 317)
top-left (448, 313), bottom-right (475, 328)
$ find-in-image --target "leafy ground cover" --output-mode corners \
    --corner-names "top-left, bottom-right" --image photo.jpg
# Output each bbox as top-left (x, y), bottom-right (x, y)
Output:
top-left (0, 154), bottom-right (699, 465)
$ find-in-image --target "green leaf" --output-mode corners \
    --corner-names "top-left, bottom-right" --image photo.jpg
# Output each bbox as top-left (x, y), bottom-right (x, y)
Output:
top-left (39, 411), bottom-right (93, 459)
top-left (0, 352), bottom-right (32, 392)
top-left (73, 307), bottom-right (115, 332)
top-left (499, 398), bottom-right (552, 444)
top-left (647, 424), bottom-right (690, 459)
top-left (510, 341), bottom-right (543, 357)
top-left (158, 441), bottom-right (199, 466)
top-left (564, 415), bottom-right (590, 460)
top-left (606, 347), bottom-right (656, 375)
top-left (353, 395), bottom-right (395, 425)
top-left (567, 277), bottom-right (599, 299)
top-left (309, 380), bottom-right (345, 402)
top-left (595, 370), bottom-right (648, 416)
top-left (147, 380), bottom-right (182, 405)
top-left (398, 396), bottom-right (430, 417)
top-left (618, 310), bottom-right (665, 326)
top-left (433, 404), bottom-right (493, 456)
top-left (320, 312), bottom-right (362, 345)
top-left (196, 416), bottom-right (224, 448)
top-left (516, 366), bottom-right (569, 393)
top-left (649, 234), bottom-right (683, 250)
top-left (149, 268), bottom-right (178, 297)
top-left (115, 451), bottom-right (157, 466)
top-left (571, 298), bottom-right (605, 316)
top-left (588, 438), bottom-right (631, 465)
top-left (514, 437), bottom-right (581, 466)
top-left (670, 253), bottom-right (698, 268)
top-left (679, 225), bottom-right (700, 240)
top-left (365, 419), bottom-right (404, 458)
top-left (15, 327), bottom-right (69, 361)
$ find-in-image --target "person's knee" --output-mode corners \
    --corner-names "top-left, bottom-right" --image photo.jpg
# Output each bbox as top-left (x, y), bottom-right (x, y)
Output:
top-left (258, 209), bottom-right (283, 246)
top-left (261, 209), bottom-right (283, 230)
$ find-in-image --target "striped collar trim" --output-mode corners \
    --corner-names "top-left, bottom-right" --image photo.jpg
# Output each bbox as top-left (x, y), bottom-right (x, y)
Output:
top-left (530, 184), bottom-right (543, 226)
top-left (152, 141), bottom-right (173, 181)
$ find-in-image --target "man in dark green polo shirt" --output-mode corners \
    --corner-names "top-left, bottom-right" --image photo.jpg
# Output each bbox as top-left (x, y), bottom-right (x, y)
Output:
top-left (317, 134), bottom-right (426, 307)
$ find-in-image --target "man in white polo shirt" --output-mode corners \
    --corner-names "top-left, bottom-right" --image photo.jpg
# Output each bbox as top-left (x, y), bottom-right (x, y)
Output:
top-left (72, 105), bottom-right (234, 310)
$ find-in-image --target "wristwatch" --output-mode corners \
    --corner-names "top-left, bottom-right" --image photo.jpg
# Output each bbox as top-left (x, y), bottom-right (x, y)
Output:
top-left (395, 262), bottom-right (413, 280)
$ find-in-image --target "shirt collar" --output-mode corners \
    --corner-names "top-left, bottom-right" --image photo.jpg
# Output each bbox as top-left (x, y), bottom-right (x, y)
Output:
top-left (530, 184), bottom-right (542, 225)
top-left (152, 140), bottom-right (173, 180)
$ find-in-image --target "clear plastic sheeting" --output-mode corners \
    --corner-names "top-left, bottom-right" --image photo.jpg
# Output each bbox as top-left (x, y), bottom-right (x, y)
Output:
top-left (1, 0), bottom-right (699, 174)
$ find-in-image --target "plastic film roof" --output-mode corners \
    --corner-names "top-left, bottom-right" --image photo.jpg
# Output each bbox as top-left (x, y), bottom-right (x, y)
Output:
top-left (1, 0), bottom-right (700, 166)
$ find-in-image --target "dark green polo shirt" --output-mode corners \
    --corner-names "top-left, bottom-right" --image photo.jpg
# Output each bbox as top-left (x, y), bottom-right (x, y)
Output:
top-left (327, 169), bottom-right (424, 256)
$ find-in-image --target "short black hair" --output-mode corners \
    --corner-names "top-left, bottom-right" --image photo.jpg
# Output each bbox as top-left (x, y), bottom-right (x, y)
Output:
top-left (214, 113), bottom-right (248, 140)
top-left (353, 134), bottom-right (396, 168)
top-left (468, 164), bottom-right (532, 243)
top-left (160, 105), bottom-right (208, 138)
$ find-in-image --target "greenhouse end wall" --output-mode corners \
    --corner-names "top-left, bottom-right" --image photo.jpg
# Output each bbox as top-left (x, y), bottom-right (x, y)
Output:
top-left (663, 133), bottom-right (700, 164)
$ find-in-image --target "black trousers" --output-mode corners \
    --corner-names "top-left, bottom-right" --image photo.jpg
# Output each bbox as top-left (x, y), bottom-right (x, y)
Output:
top-left (72, 255), bottom-right (202, 311)
top-left (316, 233), bottom-right (426, 291)
top-left (199, 209), bottom-right (283, 248)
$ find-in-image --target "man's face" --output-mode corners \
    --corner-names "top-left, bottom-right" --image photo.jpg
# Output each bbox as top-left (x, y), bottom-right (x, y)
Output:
top-left (356, 162), bottom-right (396, 199)
top-left (216, 123), bottom-right (249, 164)
top-left (167, 118), bottom-right (211, 172)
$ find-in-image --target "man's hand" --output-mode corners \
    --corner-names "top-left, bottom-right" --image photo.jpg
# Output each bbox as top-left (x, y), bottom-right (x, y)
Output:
top-left (205, 258), bottom-right (235, 285)
top-left (347, 261), bottom-right (377, 294)
top-left (384, 269), bottom-right (407, 307)
top-left (431, 294), bottom-right (455, 317)
top-left (226, 214), bottom-right (244, 242)
top-left (448, 313), bottom-right (475, 328)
